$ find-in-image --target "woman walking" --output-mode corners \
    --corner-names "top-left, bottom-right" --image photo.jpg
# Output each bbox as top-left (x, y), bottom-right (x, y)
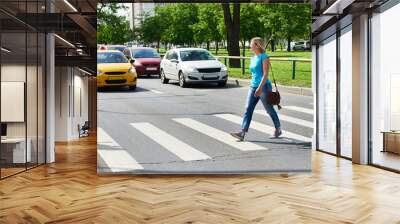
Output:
top-left (230, 37), bottom-right (282, 141)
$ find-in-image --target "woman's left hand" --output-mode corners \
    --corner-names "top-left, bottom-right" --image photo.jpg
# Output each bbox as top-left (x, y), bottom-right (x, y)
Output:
top-left (254, 87), bottom-right (263, 97)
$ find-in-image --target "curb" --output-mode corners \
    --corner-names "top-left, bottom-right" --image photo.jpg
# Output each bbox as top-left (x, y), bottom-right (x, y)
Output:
top-left (227, 78), bottom-right (313, 97)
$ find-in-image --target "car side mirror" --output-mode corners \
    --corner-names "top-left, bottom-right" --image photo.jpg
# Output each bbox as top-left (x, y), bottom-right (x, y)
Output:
top-left (129, 59), bottom-right (135, 64)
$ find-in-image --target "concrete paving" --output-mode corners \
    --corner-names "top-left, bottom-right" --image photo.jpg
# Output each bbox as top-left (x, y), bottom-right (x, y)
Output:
top-left (97, 77), bottom-right (313, 174)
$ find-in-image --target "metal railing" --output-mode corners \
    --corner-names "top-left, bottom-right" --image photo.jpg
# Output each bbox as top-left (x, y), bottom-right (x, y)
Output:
top-left (214, 56), bottom-right (312, 80)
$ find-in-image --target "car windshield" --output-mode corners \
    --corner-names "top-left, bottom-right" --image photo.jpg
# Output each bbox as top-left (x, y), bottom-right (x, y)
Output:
top-left (133, 49), bottom-right (160, 58)
top-left (180, 50), bottom-right (215, 61)
top-left (296, 42), bottom-right (304, 45)
top-left (107, 46), bottom-right (125, 52)
top-left (97, 52), bottom-right (128, 63)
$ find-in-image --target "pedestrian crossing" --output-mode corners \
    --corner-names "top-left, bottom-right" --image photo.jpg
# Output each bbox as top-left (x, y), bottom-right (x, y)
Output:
top-left (214, 114), bottom-right (311, 142)
top-left (97, 127), bottom-right (144, 172)
top-left (98, 105), bottom-right (314, 172)
top-left (173, 118), bottom-right (267, 151)
top-left (130, 122), bottom-right (211, 161)
top-left (254, 110), bottom-right (314, 128)
top-left (284, 106), bottom-right (314, 115)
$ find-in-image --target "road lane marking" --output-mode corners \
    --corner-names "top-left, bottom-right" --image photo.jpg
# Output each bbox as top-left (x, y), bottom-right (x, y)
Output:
top-left (254, 110), bottom-right (314, 128)
top-left (97, 127), bottom-right (122, 148)
top-left (173, 118), bottom-right (266, 151)
top-left (214, 114), bottom-right (311, 142)
top-left (284, 106), bottom-right (314, 115)
top-left (130, 122), bottom-right (211, 161)
top-left (97, 127), bottom-right (143, 172)
top-left (150, 89), bottom-right (164, 94)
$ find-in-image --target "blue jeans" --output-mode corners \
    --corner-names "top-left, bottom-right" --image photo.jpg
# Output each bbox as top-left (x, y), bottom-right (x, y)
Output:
top-left (241, 83), bottom-right (281, 132)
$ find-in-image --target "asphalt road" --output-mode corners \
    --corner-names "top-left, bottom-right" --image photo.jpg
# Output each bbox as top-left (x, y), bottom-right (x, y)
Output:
top-left (97, 77), bottom-right (313, 174)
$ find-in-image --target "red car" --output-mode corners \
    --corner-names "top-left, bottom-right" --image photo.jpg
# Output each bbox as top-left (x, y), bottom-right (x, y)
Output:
top-left (123, 47), bottom-right (161, 77)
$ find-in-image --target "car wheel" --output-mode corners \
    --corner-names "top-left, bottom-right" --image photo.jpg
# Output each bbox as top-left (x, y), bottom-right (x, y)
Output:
top-left (161, 69), bottom-right (169, 84)
top-left (218, 80), bottom-right (227, 87)
top-left (179, 71), bottom-right (186, 88)
top-left (128, 85), bottom-right (136, 91)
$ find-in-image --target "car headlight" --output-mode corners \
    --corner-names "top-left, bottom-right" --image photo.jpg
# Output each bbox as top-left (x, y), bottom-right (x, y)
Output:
top-left (185, 66), bottom-right (197, 73)
top-left (134, 61), bottom-right (142, 67)
top-left (221, 66), bottom-right (228, 71)
top-left (129, 66), bottom-right (136, 74)
top-left (97, 69), bottom-right (103, 75)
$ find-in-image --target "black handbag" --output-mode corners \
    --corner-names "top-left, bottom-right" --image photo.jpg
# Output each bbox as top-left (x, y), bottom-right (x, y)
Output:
top-left (267, 62), bottom-right (282, 110)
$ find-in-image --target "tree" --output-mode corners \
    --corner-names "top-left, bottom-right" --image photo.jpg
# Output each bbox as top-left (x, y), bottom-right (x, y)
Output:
top-left (279, 4), bottom-right (311, 51)
top-left (138, 11), bottom-right (164, 52)
top-left (239, 4), bottom-right (264, 56)
top-left (191, 4), bottom-right (224, 53)
top-left (222, 3), bottom-right (241, 68)
top-left (97, 3), bottom-right (133, 44)
top-left (160, 4), bottom-right (198, 46)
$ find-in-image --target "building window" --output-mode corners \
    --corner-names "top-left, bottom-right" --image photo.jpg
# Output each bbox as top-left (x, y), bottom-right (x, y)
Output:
top-left (370, 3), bottom-right (400, 171)
top-left (339, 25), bottom-right (352, 158)
top-left (317, 34), bottom-right (337, 154)
top-left (0, 1), bottom-right (46, 179)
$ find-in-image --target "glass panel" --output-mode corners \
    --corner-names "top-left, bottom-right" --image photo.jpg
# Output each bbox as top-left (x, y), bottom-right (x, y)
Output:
top-left (27, 31), bottom-right (38, 169)
top-left (1, 26), bottom-right (28, 177)
top-left (318, 35), bottom-right (337, 154)
top-left (340, 26), bottom-right (352, 158)
top-left (371, 4), bottom-right (400, 171)
top-left (38, 32), bottom-right (45, 165)
top-left (26, 0), bottom-right (41, 169)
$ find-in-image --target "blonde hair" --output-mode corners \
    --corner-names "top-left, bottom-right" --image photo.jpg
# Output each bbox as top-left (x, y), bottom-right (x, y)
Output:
top-left (251, 37), bottom-right (266, 53)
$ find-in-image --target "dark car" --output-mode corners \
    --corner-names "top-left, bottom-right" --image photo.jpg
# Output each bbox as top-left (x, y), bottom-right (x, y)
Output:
top-left (123, 47), bottom-right (161, 77)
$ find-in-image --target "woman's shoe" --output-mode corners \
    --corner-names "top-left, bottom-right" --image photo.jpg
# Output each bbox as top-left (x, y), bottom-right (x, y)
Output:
top-left (274, 128), bottom-right (282, 138)
top-left (230, 131), bottom-right (245, 141)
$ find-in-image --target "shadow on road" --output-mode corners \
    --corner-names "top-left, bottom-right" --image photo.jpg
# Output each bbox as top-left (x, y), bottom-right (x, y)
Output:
top-left (98, 86), bottom-right (150, 93)
top-left (249, 140), bottom-right (311, 148)
top-left (168, 81), bottom-right (242, 90)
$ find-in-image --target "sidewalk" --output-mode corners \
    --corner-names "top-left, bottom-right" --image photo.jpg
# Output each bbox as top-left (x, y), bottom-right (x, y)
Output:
top-left (227, 78), bottom-right (313, 97)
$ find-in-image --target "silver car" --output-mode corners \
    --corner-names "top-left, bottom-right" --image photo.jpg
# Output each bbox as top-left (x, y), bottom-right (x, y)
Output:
top-left (160, 48), bottom-right (228, 87)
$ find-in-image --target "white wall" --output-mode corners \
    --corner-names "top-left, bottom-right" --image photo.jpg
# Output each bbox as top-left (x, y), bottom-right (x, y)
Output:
top-left (55, 67), bottom-right (89, 141)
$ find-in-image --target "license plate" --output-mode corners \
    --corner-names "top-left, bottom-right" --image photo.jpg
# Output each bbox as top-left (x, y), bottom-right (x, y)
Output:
top-left (108, 76), bottom-right (123, 80)
top-left (146, 67), bottom-right (157, 71)
top-left (203, 74), bottom-right (218, 78)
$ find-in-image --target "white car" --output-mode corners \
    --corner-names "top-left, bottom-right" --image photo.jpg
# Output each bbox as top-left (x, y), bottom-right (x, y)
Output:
top-left (160, 48), bottom-right (228, 87)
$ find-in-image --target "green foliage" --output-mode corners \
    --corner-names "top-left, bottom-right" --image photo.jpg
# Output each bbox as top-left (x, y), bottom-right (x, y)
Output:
top-left (97, 3), bottom-right (133, 44)
top-left (112, 3), bottom-right (311, 52)
top-left (190, 4), bottom-right (223, 46)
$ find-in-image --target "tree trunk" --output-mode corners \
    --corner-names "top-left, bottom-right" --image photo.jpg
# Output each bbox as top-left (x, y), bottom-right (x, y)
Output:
top-left (241, 40), bottom-right (245, 56)
top-left (207, 41), bottom-right (210, 51)
top-left (287, 36), bottom-right (291, 52)
top-left (222, 3), bottom-right (241, 68)
top-left (215, 41), bottom-right (219, 55)
top-left (271, 39), bottom-right (275, 52)
top-left (157, 40), bottom-right (160, 53)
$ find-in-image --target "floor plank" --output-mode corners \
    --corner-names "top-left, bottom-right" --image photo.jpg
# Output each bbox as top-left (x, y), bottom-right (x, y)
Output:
top-left (0, 134), bottom-right (399, 223)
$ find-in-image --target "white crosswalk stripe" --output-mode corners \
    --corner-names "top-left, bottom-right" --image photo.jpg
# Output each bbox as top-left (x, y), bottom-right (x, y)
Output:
top-left (254, 110), bottom-right (314, 128)
top-left (131, 122), bottom-right (211, 161)
top-left (150, 89), bottom-right (164, 94)
top-left (214, 114), bottom-right (311, 142)
top-left (284, 106), bottom-right (313, 115)
top-left (173, 118), bottom-right (267, 151)
top-left (97, 127), bottom-right (143, 172)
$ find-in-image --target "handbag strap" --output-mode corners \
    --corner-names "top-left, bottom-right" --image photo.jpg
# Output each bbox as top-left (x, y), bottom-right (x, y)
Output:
top-left (268, 60), bottom-right (278, 92)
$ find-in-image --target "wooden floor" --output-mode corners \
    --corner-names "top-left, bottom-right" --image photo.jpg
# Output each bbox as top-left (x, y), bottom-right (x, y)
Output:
top-left (1, 135), bottom-right (400, 224)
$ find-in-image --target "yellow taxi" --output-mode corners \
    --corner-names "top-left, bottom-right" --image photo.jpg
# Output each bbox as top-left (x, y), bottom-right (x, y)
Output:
top-left (97, 50), bottom-right (137, 90)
